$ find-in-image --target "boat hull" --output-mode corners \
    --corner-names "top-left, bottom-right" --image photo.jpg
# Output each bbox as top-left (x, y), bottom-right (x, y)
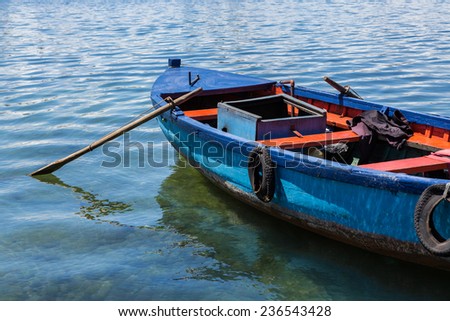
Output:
top-left (155, 111), bottom-right (450, 270)
top-left (151, 63), bottom-right (450, 270)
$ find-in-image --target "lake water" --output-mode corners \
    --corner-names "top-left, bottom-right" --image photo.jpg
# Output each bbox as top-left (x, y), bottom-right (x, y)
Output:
top-left (2, 0), bottom-right (450, 300)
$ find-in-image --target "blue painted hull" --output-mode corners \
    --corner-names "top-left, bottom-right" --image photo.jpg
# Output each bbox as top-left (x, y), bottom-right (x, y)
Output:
top-left (152, 64), bottom-right (450, 270)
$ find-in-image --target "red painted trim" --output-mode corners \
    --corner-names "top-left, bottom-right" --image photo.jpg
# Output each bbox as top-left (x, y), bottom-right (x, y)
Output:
top-left (360, 155), bottom-right (450, 174)
top-left (259, 130), bottom-right (360, 149)
top-left (184, 108), bottom-right (217, 120)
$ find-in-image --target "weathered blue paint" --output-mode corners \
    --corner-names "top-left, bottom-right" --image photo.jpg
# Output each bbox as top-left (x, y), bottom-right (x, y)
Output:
top-left (217, 103), bottom-right (260, 140)
top-left (151, 62), bottom-right (450, 269)
top-left (151, 64), bottom-right (276, 97)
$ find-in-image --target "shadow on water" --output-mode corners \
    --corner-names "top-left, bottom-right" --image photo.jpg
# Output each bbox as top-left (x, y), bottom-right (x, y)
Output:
top-left (35, 174), bottom-right (132, 223)
top-left (156, 161), bottom-right (450, 300)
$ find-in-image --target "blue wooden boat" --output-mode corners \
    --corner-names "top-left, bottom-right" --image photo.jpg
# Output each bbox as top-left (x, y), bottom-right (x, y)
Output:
top-left (151, 59), bottom-right (450, 270)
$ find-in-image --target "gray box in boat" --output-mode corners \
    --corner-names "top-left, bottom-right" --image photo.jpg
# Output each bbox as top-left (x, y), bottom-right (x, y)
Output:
top-left (217, 94), bottom-right (327, 140)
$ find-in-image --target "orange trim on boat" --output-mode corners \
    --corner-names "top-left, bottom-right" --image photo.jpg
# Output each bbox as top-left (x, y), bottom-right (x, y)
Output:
top-left (183, 108), bottom-right (217, 121)
top-left (360, 154), bottom-right (450, 174)
top-left (326, 112), bottom-right (352, 129)
top-left (259, 130), bottom-right (360, 149)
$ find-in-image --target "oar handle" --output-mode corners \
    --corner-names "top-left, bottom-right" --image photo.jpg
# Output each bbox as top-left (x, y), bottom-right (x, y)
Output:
top-left (30, 87), bottom-right (203, 176)
top-left (323, 76), bottom-right (347, 94)
top-left (323, 76), bottom-right (363, 100)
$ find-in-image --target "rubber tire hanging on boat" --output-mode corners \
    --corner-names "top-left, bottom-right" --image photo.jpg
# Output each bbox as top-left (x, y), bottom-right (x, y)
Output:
top-left (414, 184), bottom-right (450, 256)
top-left (248, 146), bottom-right (275, 203)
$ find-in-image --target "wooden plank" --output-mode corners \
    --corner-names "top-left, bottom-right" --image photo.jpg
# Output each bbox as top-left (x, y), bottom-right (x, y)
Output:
top-left (184, 108), bottom-right (218, 120)
top-left (326, 112), bottom-right (352, 129)
top-left (259, 130), bottom-right (360, 149)
top-left (407, 133), bottom-right (450, 152)
top-left (360, 155), bottom-right (450, 174)
top-left (444, 131), bottom-right (450, 142)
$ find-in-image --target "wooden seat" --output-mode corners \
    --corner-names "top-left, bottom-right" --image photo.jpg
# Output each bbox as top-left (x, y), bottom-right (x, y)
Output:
top-left (183, 108), bottom-right (217, 121)
top-left (326, 112), bottom-right (352, 129)
top-left (360, 153), bottom-right (450, 174)
top-left (406, 133), bottom-right (450, 152)
top-left (259, 130), bottom-right (360, 149)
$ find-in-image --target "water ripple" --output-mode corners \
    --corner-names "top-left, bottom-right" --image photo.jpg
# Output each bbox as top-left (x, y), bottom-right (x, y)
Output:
top-left (2, 0), bottom-right (450, 300)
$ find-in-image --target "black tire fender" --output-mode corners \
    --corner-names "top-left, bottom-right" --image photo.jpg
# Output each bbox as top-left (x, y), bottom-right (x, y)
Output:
top-left (414, 183), bottom-right (450, 256)
top-left (248, 146), bottom-right (275, 203)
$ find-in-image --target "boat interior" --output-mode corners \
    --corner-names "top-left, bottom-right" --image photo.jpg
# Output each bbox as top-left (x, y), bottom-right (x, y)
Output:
top-left (167, 85), bottom-right (450, 179)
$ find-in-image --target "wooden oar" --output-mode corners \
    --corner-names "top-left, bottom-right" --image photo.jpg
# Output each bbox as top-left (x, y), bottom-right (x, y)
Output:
top-left (30, 87), bottom-right (203, 176)
top-left (323, 76), bottom-right (363, 100)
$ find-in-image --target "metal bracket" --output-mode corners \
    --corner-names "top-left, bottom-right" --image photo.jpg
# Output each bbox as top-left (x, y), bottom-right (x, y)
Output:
top-left (165, 97), bottom-right (176, 109)
top-left (189, 72), bottom-right (200, 86)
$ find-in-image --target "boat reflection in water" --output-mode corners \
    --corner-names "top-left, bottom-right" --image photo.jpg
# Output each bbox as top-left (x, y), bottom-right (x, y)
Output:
top-left (156, 160), bottom-right (450, 300)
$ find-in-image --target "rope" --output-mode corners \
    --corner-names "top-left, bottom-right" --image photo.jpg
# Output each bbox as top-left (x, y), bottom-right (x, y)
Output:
top-left (443, 182), bottom-right (450, 200)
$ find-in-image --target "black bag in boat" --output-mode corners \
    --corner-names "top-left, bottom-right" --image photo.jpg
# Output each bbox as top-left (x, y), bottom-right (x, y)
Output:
top-left (347, 109), bottom-right (413, 164)
top-left (348, 109), bottom-right (413, 149)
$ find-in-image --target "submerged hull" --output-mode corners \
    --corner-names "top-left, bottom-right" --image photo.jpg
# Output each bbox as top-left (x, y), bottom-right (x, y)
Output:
top-left (151, 61), bottom-right (450, 270)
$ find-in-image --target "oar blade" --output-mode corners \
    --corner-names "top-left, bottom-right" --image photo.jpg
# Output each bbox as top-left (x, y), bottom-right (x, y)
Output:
top-left (30, 161), bottom-right (65, 176)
